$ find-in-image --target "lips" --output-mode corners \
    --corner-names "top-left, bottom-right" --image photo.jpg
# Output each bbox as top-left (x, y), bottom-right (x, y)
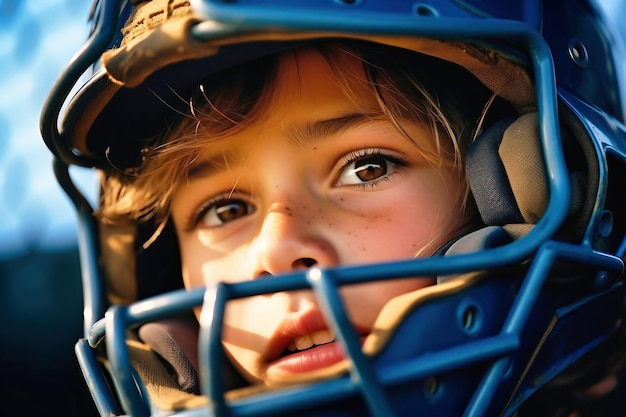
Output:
top-left (263, 309), bottom-right (368, 380)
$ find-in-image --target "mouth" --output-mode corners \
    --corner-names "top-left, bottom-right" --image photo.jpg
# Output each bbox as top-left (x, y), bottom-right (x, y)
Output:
top-left (267, 331), bottom-right (344, 380)
top-left (260, 309), bottom-right (370, 381)
top-left (265, 327), bottom-right (369, 381)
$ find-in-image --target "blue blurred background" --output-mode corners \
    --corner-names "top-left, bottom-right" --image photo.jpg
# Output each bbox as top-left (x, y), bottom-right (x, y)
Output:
top-left (0, 1), bottom-right (624, 416)
top-left (0, 1), bottom-right (97, 415)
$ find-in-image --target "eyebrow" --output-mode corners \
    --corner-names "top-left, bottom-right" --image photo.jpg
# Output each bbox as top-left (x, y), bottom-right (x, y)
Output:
top-left (187, 112), bottom-right (377, 180)
top-left (284, 112), bottom-right (376, 148)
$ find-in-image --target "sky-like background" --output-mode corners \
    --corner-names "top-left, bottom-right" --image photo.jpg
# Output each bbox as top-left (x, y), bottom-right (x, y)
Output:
top-left (0, 0), bottom-right (96, 258)
top-left (1, 2), bottom-right (97, 415)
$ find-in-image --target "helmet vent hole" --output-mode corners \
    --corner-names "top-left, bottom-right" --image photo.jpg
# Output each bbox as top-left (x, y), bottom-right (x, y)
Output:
top-left (335, 0), bottom-right (362, 5)
top-left (597, 210), bottom-right (614, 238)
top-left (568, 38), bottom-right (589, 68)
top-left (458, 302), bottom-right (482, 335)
top-left (423, 376), bottom-right (444, 399)
top-left (414, 4), bottom-right (439, 16)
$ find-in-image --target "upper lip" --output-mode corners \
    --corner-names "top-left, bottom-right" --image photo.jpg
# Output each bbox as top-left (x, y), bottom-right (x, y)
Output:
top-left (263, 308), bottom-right (369, 362)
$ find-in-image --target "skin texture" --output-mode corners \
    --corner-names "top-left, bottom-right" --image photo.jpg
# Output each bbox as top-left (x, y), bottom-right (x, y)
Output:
top-left (170, 48), bottom-right (467, 384)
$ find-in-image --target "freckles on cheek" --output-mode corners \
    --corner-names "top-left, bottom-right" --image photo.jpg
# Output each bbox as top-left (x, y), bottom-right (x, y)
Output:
top-left (344, 193), bottom-right (457, 260)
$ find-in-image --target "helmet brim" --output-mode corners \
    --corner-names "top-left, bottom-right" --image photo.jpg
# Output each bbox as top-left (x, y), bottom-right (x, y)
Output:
top-left (61, 11), bottom-right (537, 170)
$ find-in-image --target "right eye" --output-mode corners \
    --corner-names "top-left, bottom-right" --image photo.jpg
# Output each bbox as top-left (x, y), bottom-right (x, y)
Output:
top-left (198, 198), bottom-right (255, 228)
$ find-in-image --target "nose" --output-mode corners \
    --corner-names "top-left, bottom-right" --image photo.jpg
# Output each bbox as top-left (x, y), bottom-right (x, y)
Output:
top-left (251, 203), bottom-right (339, 277)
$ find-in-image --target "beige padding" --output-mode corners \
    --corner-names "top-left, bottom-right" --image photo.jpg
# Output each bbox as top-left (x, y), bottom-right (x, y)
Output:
top-left (99, 221), bottom-right (137, 305)
top-left (499, 113), bottom-right (549, 224)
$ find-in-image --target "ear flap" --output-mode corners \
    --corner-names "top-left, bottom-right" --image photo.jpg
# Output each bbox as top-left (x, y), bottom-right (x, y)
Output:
top-left (99, 218), bottom-right (184, 306)
top-left (466, 113), bottom-right (549, 226)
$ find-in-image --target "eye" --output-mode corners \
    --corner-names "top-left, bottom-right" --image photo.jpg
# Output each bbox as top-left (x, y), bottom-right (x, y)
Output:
top-left (199, 198), bottom-right (255, 228)
top-left (337, 149), bottom-right (407, 186)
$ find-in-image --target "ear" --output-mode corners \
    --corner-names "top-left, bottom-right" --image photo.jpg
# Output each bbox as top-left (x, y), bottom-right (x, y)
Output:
top-left (466, 113), bottom-right (549, 226)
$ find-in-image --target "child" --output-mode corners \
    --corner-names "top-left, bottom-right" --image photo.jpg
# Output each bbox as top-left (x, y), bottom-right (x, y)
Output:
top-left (41, 0), bottom-right (626, 415)
top-left (100, 40), bottom-right (499, 385)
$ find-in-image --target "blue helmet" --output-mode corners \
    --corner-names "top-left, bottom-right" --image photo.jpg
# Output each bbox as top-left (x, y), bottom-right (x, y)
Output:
top-left (40, 0), bottom-right (626, 416)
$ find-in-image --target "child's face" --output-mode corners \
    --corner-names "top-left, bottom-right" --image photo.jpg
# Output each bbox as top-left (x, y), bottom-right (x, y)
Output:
top-left (170, 48), bottom-right (466, 384)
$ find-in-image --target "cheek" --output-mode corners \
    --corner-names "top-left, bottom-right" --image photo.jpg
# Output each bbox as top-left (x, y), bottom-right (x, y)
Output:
top-left (342, 278), bottom-right (434, 329)
top-left (221, 294), bottom-right (296, 382)
top-left (338, 183), bottom-right (462, 262)
top-left (389, 172), bottom-right (465, 248)
top-left (179, 234), bottom-right (249, 289)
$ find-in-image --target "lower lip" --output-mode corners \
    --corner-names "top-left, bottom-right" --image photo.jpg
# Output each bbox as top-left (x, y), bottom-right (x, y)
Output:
top-left (266, 342), bottom-right (345, 379)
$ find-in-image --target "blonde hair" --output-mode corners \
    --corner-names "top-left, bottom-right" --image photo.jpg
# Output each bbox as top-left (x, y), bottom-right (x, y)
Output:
top-left (99, 41), bottom-right (499, 242)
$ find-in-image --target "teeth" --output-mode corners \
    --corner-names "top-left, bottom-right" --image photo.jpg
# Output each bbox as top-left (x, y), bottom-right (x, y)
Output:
top-left (287, 330), bottom-right (335, 352)
top-left (294, 334), bottom-right (313, 350)
top-left (311, 329), bottom-right (334, 345)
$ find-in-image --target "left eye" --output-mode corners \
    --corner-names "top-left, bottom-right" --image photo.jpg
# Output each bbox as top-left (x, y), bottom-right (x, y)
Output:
top-left (338, 153), bottom-right (398, 185)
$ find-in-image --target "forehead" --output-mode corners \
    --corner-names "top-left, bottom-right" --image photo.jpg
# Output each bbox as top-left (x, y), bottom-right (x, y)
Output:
top-left (190, 48), bottom-right (379, 155)
top-left (267, 46), bottom-right (378, 117)
top-left (183, 47), bottom-right (392, 176)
